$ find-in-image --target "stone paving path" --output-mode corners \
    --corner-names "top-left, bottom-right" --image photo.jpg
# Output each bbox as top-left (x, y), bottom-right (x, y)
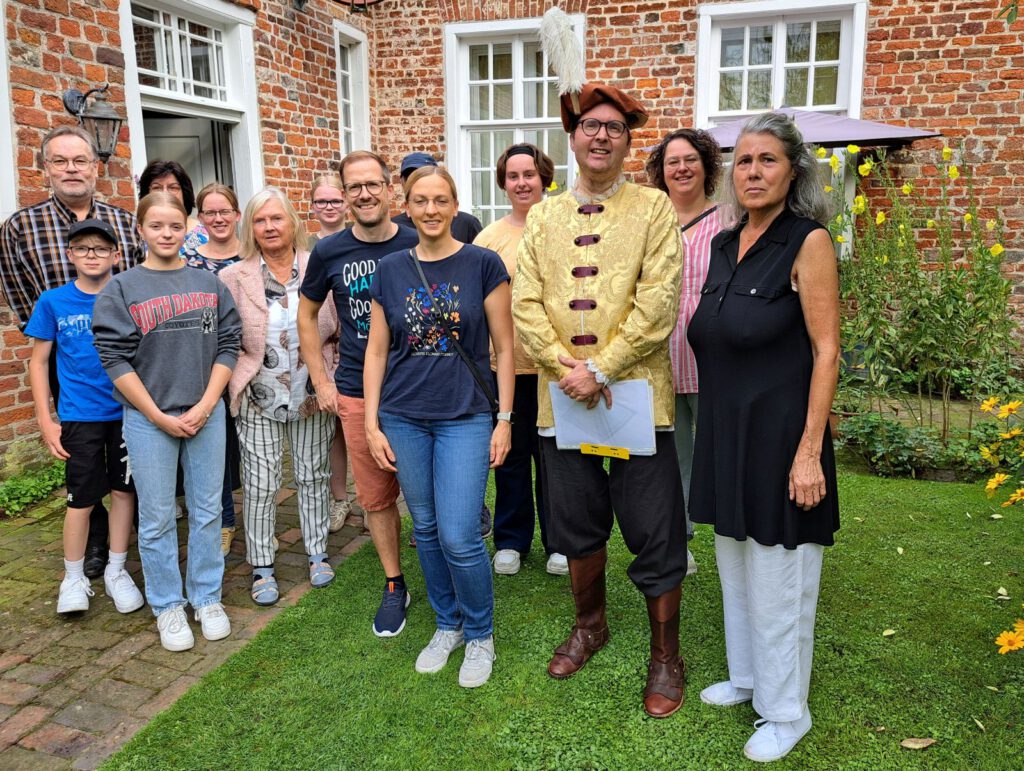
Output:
top-left (0, 483), bottom-right (370, 769)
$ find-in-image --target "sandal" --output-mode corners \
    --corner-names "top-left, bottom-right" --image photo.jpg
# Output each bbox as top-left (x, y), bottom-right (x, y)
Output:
top-left (309, 559), bottom-right (335, 588)
top-left (251, 574), bottom-right (279, 606)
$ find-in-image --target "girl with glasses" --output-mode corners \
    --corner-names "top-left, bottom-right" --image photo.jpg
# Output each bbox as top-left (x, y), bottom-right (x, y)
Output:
top-left (307, 173), bottom-right (349, 250)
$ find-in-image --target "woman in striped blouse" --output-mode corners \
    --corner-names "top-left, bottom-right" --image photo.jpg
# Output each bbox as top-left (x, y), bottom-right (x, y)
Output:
top-left (646, 129), bottom-right (724, 576)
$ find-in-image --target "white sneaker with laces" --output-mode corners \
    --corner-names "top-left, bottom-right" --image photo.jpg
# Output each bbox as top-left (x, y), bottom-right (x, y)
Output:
top-left (415, 628), bottom-right (465, 674)
top-left (546, 553), bottom-right (569, 575)
top-left (195, 602), bottom-right (231, 641)
top-left (459, 636), bottom-right (496, 688)
top-left (328, 499), bottom-right (353, 532)
top-left (743, 712), bottom-right (812, 762)
top-left (157, 607), bottom-right (194, 651)
top-left (493, 549), bottom-right (521, 575)
top-left (686, 549), bottom-right (698, 576)
top-left (57, 575), bottom-right (93, 614)
top-left (103, 567), bottom-right (144, 613)
top-left (700, 680), bottom-right (753, 707)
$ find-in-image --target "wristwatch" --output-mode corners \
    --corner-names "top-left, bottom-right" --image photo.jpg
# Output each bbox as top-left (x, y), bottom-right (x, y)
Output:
top-left (496, 411), bottom-right (515, 423)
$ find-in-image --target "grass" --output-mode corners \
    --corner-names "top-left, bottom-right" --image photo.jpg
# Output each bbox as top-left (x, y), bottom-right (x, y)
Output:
top-left (106, 467), bottom-right (1023, 770)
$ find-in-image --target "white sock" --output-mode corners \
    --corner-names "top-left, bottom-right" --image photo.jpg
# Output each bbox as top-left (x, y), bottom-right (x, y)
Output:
top-left (106, 551), bottom-right (128, 572)
top-left (64, 557), bottom-right (85, 582)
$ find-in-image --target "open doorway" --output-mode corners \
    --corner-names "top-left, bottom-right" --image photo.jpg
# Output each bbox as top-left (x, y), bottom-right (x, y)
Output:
top-left (142, 109), bottom-right (235, 194)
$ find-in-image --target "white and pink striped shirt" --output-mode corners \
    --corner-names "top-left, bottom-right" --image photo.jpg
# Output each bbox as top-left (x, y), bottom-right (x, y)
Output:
top-left (671, 207), bottom-right (723, 393)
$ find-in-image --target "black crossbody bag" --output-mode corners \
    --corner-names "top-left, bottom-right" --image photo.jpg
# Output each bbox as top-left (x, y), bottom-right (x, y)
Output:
top-left (409, 249), bottom-right (499, 413)
top-left (680, 204), bottom-right (718, 233)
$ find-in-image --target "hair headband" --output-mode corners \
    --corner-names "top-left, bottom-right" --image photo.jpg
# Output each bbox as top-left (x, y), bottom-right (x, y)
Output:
top-left (505, 145), bottom-right (538, 160)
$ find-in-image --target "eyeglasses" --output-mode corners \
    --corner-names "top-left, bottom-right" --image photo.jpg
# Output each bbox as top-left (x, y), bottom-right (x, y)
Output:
top-left (312, 199), bottom-right (346, 209)
top-left (68, 245), bottom-right (115, 258)
top-left (46, 156), bottom-right (94, 170)
top-left (409, 196), bottom-right (453, 209)
top-left (578, 118), bottom-right (628, 139)
top-left (343, 181), bottom-right (386, 197)
top-left (200, 208), bottom-right (236, 219)
top-left (665, 157), bottom-right (704, 169)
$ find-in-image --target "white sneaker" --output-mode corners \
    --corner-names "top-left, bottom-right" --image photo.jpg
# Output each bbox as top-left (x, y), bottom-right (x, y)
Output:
top-left (743, 712), bottom-right (812, 762)
top-left (103, 567), bottom-right (144, 613)
top-left (686, 549), bottom-right (698, 576)
top-left (195, 602), bottom-right (231, 641)
top-left (415, 628), bottom-right (465, 674)
top-left (493, 549), bottom-right (521, 575)
top-left (328, 499), bottom-right (353, 532)
top-left (700, 680), bottom-right (753, 707)
top-left (157, 607), bottom-right (195, 651)
top-left (57, 575), bottom-right (94, 613)
top-left (546, 553), bottom-right (569, 575)
top-left (459, 636), bottom-right (496, 688)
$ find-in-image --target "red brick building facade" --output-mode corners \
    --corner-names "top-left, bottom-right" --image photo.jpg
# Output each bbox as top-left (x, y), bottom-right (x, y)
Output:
top-left (1, 0), bottom-right (1021, 472)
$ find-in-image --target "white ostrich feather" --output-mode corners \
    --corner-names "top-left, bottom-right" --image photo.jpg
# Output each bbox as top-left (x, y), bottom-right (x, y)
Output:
top-left (540, 6), bottom-right (586, 98)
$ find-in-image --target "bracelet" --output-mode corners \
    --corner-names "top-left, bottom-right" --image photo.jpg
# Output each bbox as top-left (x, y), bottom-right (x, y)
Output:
top-left (585, 358), bottom-right (609, 385)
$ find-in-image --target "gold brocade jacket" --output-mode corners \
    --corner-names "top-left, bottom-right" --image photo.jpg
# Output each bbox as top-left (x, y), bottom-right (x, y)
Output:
top-left (512, 182), bottom-right (683, 428)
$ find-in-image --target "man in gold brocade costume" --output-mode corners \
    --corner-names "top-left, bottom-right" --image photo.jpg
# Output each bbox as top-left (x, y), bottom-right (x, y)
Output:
top-left (512, 83), bottom-right (688, 718)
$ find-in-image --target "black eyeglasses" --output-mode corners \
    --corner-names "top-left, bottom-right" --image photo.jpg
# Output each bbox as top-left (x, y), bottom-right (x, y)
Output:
top-left (578, 118), bottom-right (628, 139)
top-left (69, 245), bottom-right (115, 258)
top-left (343, 181), bottom-right (386, 197)
top-left (312, 199), bottom-right (346, 209)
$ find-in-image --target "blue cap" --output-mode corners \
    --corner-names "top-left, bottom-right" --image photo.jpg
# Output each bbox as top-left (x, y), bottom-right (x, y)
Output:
top-left (400, 152), bottom-right (438, 179)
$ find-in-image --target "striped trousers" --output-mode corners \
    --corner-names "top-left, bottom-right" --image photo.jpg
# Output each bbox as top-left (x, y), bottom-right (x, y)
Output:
top-left (237, 394), bottom-right (335, 567)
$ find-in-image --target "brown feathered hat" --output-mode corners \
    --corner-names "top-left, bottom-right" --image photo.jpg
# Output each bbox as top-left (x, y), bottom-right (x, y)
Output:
top-left (559, 83), bottom-right (649, 133)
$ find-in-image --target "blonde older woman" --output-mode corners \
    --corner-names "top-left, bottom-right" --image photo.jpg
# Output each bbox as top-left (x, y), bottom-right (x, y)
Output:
top-left (219, 187), bottom-right (339, 605)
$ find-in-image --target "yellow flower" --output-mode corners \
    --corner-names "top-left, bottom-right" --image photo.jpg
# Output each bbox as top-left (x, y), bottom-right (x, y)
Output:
top-left (898, 223), bottom-right (905, 232)
top-left (847, 144), bottom-right (861, 154)
top-left (979, 444), bottom-right (1000, 464)
top-left (991, 243), bottom-right (1005, 257)
top-left (995, 630), bottom-right (1024, 654)
top-left (927, 219), bottom-right (936, 228)
top-left (835, 214), bottom-right (843, 224)
top-left (986, 473), bottom-right (1010, 495)
top-left (901, 182), bottom-right (912, 195)
top-left (546, 180), bottom-right (558, 192)
top-left (858, 160), bottom-right (874, 177)
top-left (829, 154), bottom-right (841, 174)
top-left (877, 254), bottom-right (889, 265)
top-left (852, 195), bottom-right (866, 215)
top-left (1015, 619), bottom-right (1024, 634)
top-left (815, 147), bottom-right (827, 159)
top-left (876, 211), bottom-right (886, 225)
top-left (948, 165), bottom-right (960, 181)
top-left (823, 185), bottom-right (834, 193)
top-left (964, 213), bottom-right (973, 223)
top-left (998, 400), bottom-right (1022, 419)
top-left (942, 146), bottom-right (953, 161)
top-left (836, 235), bottom-right (847, 243)
top-left (981, 397), bottom-right (1000, 412)
top-left (1000, 428), bottom-right (1022, 439)
top-left (1003, 488), bottom-right (1024, 507)
top-left (987, 219), bottom-right (997, 231)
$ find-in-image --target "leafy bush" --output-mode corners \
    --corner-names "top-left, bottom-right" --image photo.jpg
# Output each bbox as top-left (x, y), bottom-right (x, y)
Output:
top-left (0, 462), bottom-right (66, 515)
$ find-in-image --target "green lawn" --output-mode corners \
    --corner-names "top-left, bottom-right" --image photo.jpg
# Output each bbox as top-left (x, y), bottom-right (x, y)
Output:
top-left (106, 468), bottom-right (1023, 769)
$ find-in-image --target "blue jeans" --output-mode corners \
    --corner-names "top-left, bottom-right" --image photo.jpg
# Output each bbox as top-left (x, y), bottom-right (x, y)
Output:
top-left (123, 402), bottom-right (226, 616)
top-left (379, 411), bottom-right (493, 641)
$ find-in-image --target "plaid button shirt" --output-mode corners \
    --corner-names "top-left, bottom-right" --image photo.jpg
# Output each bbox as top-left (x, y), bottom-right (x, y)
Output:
top-left (0, 196), bottom-right (144, 328)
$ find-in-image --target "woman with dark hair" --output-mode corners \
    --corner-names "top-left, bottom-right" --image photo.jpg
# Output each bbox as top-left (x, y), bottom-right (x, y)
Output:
top-left (138, 160), bottom-right (204, 251)
top-left (645, 129), bottom-right (724, 577)
top-left (687, 112), bottom-right (838, 762)
top-left (364, 166), bottom-right (514, 688)
top-left (474, 143), bottom-right (565, 578)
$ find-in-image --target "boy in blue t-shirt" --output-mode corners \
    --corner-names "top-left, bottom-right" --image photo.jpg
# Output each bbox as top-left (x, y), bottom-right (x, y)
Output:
top-left (26, 219), bottom-right (144, 616)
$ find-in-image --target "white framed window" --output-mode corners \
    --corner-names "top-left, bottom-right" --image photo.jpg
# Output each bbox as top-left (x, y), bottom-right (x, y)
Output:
top-left (335, 21), bottom-right (370, 155)
top-left (444, 17), bottom-right (584, 226)
top-left (119, 0), bottom-right (263, 207)
top-left (696, 0), bottom-right (868, 127)
top-left (0, 0), bottom-right (17, 218)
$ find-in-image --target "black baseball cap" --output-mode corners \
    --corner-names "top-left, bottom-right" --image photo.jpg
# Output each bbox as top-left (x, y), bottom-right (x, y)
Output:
top-left (400, 152), bottom-right (439, 179)
top-left (68, 219), bottom-right (118, 245)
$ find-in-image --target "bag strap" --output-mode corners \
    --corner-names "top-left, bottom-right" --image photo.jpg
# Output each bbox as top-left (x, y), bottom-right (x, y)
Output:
top-left (680, 204), bottom-right (718, 234)
top-left (408, 249), bottom-right (499, 412)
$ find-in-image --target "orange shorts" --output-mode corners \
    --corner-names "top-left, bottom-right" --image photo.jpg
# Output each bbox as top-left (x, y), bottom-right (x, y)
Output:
top-left (337, 394), bottom-right (400, 512)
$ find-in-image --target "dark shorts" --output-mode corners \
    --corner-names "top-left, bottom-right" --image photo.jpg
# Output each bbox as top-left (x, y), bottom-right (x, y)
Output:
top-left (62, 420), bottom-right (133, 508)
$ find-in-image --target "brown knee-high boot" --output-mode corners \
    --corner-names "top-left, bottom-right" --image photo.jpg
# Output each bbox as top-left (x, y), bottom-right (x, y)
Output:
top-left (643, 585), bottom-right (686, 718)
top-left (547, 548), bottom-right (610, 679)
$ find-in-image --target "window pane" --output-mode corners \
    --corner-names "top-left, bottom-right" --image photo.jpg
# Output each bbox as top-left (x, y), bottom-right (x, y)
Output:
top-left (469, 45), bottom-right (488, 80)
top-left (523, 41), bottom-right (544, 78)
top-left (471, 132), bottom-right (487, 167)
top-left (134, 22), bottom-right (163, 78)
top-left (494, 83), bottom-right (513, 119)
top-left (338, 44), bottom-right (349, 72)
top-left (747, 70), bottom-right (771, 109)
top-left (524, 82), bottom-right (542, 119)
top-left (720, 27), bottom-right (744, 67)
top-left (784, 68), bottom-right (808, 107)
top-left (816, 20), bottom-right (841, 61)
top-left (547, 82), bottom-right (560, 118)
top-left (340, 72), bottom-right (350, 101)
top-left (495, 130), bottom-right (514, 153)
top-left (719, 71), bottom-right (742, 111)
top-left (132, 4), bottom-right (156, 21)
top-left (342, 102), bottom-right (352, 130)
top-left (470, 85), bottom-right (488, 120)
top-left (786, 22), bottom-right (811, 63)
top-left (749, 25), bottom-right (773, 66)
top-left (493, 43), bottom-right (512, 80)
top-left (813, 66), bottom-right (839, 105)
top-left (472, 171), bottom-right (486, 206)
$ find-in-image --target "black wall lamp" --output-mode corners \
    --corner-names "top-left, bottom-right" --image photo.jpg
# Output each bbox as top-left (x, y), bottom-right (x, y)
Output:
top-left (61, 83), bottom-right (123, 162)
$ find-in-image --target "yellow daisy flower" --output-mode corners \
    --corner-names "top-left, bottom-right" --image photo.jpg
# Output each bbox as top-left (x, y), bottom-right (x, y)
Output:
top-left (847, 144), bottom-right (861, 154)
top-left (980, 397), bottom-right (1000, 412)
top-left (995, 630), bottom-right (1024, 654)
top-left (998, 400), bottom-right (1022, 419)
top-left (876, 211), bottom-right (886, 225)
top-left (1000, 428), bottom-right (1022, 439)
top-left (985, 473), bottom-right (1010, 495)
top-left (948, 165), bottom-right (960, 181)
top-left (991, 244), bottom-right (1005, 257)
top-left (1014, 619), bottom-right (1024, 634)
top-left (1003, 487), bottom-right (1024, 507)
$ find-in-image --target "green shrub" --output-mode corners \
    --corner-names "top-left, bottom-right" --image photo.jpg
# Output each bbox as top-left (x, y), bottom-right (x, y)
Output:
top-left (0, 462), bottom-right (66, 516)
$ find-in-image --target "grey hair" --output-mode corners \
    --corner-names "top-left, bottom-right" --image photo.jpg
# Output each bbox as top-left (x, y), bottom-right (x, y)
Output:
top-left (240, 186), bottom-right (308, 259)
top-left (721, 112), bottom-right (829, 228)
top-left (41, 126), bottom-right (98, 161)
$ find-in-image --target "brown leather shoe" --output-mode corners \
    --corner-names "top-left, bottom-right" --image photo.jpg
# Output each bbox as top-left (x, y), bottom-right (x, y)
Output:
top-left (643, 585), bottom-right (685, 718)
top-left (547, 548), bottom-right (610, 679)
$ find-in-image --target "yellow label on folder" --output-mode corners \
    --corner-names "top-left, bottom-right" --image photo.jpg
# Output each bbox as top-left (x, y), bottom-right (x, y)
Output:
top-left (580, 443), bottom-right (630, 460)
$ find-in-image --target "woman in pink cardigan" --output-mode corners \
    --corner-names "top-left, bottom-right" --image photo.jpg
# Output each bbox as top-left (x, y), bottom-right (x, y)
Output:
top-left (219, 187), bottom-right (339, 605)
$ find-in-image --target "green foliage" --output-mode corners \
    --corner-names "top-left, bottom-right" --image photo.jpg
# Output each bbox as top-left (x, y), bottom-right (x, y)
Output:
top-left (999, 0), bottom-right (1019, 25)
top-left (0, 461), bottom-right (65, 515)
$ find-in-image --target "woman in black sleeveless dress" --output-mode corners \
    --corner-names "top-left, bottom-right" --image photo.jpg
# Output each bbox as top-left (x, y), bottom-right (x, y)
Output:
top-left (687, 113), bottom-right (840, 763)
